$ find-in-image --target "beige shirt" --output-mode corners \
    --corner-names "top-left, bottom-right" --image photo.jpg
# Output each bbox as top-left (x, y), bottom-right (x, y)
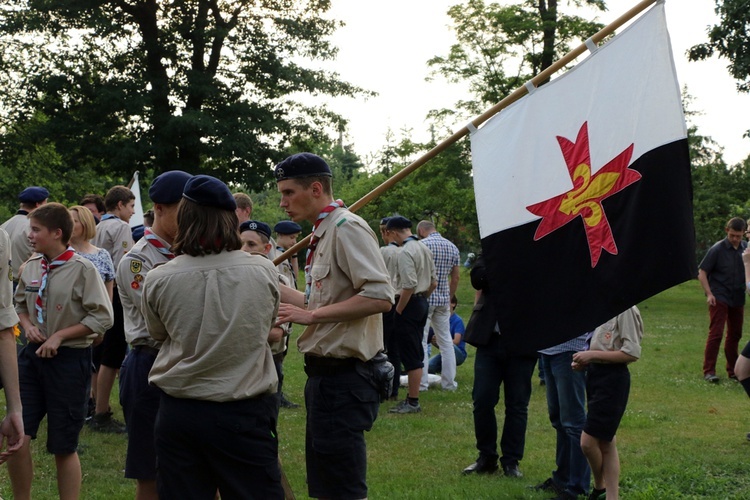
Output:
top-left (300, 207), bottom-right (394, 361)
top-left (15, 253), bottom-right (114, 347)
top-left (0, 229), bottom-right (20, 330)
top-left (1, 213), bottom-right (33, 280)
top-left (117, 233), bottom-right (170, 347)
top-left (93, 216), bottom-right (134, 270)
top-left (590, 305), bottom-right (643, 360)
top-left (380, 243), bottom-right (400, 292)
top-left (269, 272), bottom-right (293, 356)
top-left (396, 238), bottom-right (436, 295)
top-left (276, 247), bottom-right (297, 290)
top-left (144, 250), bottom-right (279, 401)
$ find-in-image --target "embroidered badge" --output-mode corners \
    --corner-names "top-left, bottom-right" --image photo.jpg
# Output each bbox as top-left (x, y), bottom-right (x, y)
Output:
top-left (130, 260), bottom-right (142, 274)
top-left (133, 274), bottom-right (144, 283)
top-left (122, 241), bottom-right (129, 248)
top-left (131, 281), bottom-right (140, 290)
top-left (315, 281), bottom-right (323, 290)
top-left (56, 304), bottom-right (62, 311)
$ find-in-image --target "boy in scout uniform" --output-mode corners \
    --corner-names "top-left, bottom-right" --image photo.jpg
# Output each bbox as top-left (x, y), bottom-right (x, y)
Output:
top-left (117, 171), bottom-right (192, 500)
top-left (386, 216), bottom-right (437, 414)
top-left (1, 186), bottom-right (49, 285)
top-left (143, 175), bottom-right (282, 499)
top-left (275, 152), bottom-right (394, 500)
top-left (274, 220), bottom-right (302, 289)
top-left (379, 216), bottom-right (402, 399)
top-left (7, 203), bottom-right (113, 499)
top-left (90, 185), bottom-right (136, 433)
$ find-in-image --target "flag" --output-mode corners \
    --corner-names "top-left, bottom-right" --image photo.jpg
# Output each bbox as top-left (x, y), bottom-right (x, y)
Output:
top-left (470, 2), bottom-right (696, 353)
top-left (128, 171), bottom-right (145, 228)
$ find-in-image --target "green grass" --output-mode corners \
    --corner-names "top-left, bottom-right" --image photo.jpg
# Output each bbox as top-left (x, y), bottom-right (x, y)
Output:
top-left (2, 272), bottom-right (750, 498)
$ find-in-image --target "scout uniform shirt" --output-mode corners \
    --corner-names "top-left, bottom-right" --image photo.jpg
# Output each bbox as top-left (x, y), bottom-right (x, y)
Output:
top-left (589, 305), bottom-right (643, 360)
top-left (269, 272), bottom-right (293, 356)
top-left (93, 215), bottom-right (134, 270)
top-left (143, 251), bottom-right (279, 402)
top-left (301, 207), bottom-right (394, 362)
top-left (396, 237), bottom-right (436, 296)
top-left (1, 212), bottom-right (33, 281)
top-left (0, 229), bottom-right (20, 330)
top-left (14, 253), bottom-right (114, 348)
top-left (380, 242), bottom-right (400, 293)
top-left (117, 232), bottom-right (170, 348)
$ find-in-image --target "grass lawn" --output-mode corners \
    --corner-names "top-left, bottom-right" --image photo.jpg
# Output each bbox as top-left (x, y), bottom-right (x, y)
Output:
top-left (2, 272), bottom-right (749, 499)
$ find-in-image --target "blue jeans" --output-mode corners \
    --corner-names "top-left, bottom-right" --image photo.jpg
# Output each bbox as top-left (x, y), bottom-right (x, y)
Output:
top-left (428, 345), bottom-right (467, 374)
top-left (472, 334), bottom-right (536, 467)
top-left (539, 352), bottom-right (590, 496)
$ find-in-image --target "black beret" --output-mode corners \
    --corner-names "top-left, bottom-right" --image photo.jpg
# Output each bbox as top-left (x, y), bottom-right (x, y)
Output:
top-left (386, 216), bottom-right (412, 230)
top-left (379, 217), bottom-right (392, 226)
top-left (149, 170), bottom-right (193, 204)
top-left (19, 186), bottom-right (49, 203)
top-left (274, 220), bottom-right (302, 235)
top-left (274, 153), bottom-right (332, 181)
top-left (182, 175), bottom-right (236, 211)
top-left (239, 220), bottom-right (272, 240)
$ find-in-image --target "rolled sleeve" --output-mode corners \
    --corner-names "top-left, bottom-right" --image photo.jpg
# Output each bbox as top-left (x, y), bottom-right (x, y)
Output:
top-left (80, 265), bottom-right (114, 334)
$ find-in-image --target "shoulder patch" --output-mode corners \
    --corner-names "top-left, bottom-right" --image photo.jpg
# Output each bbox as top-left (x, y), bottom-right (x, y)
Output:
top-left (336, 217), bottom-right (347, 227)
top-left (130, 260), bottom-right (142, 274)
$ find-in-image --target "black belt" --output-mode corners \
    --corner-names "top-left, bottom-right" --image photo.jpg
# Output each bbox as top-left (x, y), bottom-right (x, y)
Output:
top-left (304, 355), bottom-right (359, 377)
top-left (132, 345), bottom-right (160, 357)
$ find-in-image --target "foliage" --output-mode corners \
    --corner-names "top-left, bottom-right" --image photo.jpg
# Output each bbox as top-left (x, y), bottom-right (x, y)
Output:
top-left (688, 0), bottom-right (750, 93)
top-left (0, 0), bottom-right (367, 190)
top-left (426, 0), bottom-right (606, 117)
top-left (5, 280), bottom-right (750, 498)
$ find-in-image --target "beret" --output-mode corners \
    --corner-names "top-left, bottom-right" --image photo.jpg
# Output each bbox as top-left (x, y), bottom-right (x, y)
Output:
top-left (131, 224), bottom-right (145, 242)
top-left (274, 153), bottom-right (332, 181)
top-left (19, 186), bottom-right (49, 204)
top-left (379, 217), bottom-right (392, 226)
top-left (274, 220), bottom-right (302, 235)
top-left (386, 216), bottom-right (412, 230)
top-left (239, 220), bottom-right (272, 240)
top-left (149, 170), bottom-right (193, 204)
top-left (182, 175), bottom-right (236, 211)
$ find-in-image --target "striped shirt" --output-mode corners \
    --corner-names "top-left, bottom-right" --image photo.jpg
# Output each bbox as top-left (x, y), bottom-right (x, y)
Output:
top-left (539, 333), bottom-right (589, 355)
top-left (421, 232), bottom-right (459, 307)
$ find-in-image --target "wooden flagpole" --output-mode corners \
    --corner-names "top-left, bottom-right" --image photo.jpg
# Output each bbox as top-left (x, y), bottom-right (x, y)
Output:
top-left (273, 0), bottom-right (658, 266)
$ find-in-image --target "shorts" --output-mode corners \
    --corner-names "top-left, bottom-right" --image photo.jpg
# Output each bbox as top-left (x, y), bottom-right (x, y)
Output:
top-left (584, 363), bottom-right (630, 442)
top-left (120, 346), bottom-right (161, 480)
top-left (99, 289), bottom-right (127, 369)
top-left (155, 392), bottom-right (282, 499)
top-left (305, 369), bottom-right (379, 499)
top-left (394, 295), bottom-right (429, 371)
top-left (18, 343), bottom-right (91, 454)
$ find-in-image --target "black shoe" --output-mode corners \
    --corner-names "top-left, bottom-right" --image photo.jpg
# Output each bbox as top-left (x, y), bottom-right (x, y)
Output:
top-left (532, 478), bottom-right (563, 494)
top-left (588, 487), bottom-right (606, 500)
top-left (279, 394), bottom-right (300, 409)
top-left (502, 463), bottom-right (523, 478)
top-left (462, 459), bottom-right (498, 475)
top-left (88, 411), bottom-right (126, 434)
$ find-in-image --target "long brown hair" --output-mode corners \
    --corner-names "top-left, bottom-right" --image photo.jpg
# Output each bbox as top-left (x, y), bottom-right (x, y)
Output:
top-left (172, 199), bottom-right (241, 256)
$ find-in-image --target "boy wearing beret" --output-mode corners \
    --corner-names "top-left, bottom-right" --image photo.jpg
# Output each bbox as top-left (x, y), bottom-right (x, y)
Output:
top-left (1, 186), bottom-right (49, 285)
top-left (275, 153), bottom-right (394, 499)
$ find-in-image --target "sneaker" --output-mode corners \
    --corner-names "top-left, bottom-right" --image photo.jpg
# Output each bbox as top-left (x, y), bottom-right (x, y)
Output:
top-left (704, 373), bottom-right (720, 383)
top-left (502, 463), bottom-right (523, 478)
top-left (532, 478), bottom-right (563, 495)
top-left (462, 458), bottom-right (498, 475)
top-left (279, 394), bottom-right (300, 409)
top-left (88, 411), bottom-right (126, 434)
top-left (588, 487), bottom-right (606, 500)
top-left (388, 400), bottom-right (421, 414)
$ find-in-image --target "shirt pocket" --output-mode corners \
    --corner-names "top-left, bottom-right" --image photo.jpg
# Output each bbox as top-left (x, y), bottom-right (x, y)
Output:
top-left (309, 264), bottom-right (332, 306)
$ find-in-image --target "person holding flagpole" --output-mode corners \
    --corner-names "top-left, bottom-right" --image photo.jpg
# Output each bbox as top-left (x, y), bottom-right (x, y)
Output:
top-left (275, 152), bottom-right (394, 500)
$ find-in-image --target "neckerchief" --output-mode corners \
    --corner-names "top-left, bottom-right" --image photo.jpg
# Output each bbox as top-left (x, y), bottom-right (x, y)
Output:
top-left (144, 228), bottom-right (175, 260)
top-left (305, 199), bottom-right (344, 304)
top-left (36, 247), bottom-right (76, 324)
top-left (389, 241), bottom-right (399, 247)
top-left (403, 235), bottom-right (419, 245)
top-left (101, 214), bottom-right (118, 222)
top-left (16, 209), bottom-right (29, 216)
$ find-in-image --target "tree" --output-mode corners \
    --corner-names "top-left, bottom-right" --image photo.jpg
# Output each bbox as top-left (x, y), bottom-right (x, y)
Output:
top-left (0, 0), bottom-right (366, 191)
top-left (426, 0), bottom-right (606, 117)
top-left (688, 0), bottom-right (750, 93)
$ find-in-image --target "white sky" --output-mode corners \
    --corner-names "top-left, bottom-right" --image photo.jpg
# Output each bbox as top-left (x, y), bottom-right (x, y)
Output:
top-left (321, 0), bottom-right (750, 166)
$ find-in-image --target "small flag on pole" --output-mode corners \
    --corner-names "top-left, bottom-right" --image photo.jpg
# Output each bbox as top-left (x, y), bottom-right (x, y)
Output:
top-left (470, 2), bottom-right (696, 353)
top-left (128, 171), bottom-right (145, 229)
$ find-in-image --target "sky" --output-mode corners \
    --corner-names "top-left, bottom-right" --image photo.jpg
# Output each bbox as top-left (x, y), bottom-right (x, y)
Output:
top-left (320, 0), bottom-right (750, 166)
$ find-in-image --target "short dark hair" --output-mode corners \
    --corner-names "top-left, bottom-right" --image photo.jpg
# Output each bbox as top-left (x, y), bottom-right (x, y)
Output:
top-left (104, 186), bottom-right (135, 212)
top-left (79, 193), bottom-right (106, 214)
top-left (29, 203), bottom-right (74, 244)
top-left (172, 199), bottom-right (242, 256)
top-left (143, 209), bottom-right (155, 226)
top-left (233, 193), bottom-right (253, 211)
top-left (727, 217), bottom-right (747, 232)
top-left (291, 176), bottom-right (332, 196)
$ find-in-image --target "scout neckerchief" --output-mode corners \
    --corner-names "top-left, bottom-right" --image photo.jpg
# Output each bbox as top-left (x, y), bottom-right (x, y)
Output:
top-left (144, 228), bottom-right (175, 260)
top-left (389, 241), bottom-right (399, 247)
top-left (36, 247), bottom-right (76, 324)
top-left (305, 199), bottom-right (344, 304)
top-left (100, 214), bottom-right (118, 222)
top-left (403, 235), bottom-right (419, 245)
top-left (16, 209), bottom-right (28, 216)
